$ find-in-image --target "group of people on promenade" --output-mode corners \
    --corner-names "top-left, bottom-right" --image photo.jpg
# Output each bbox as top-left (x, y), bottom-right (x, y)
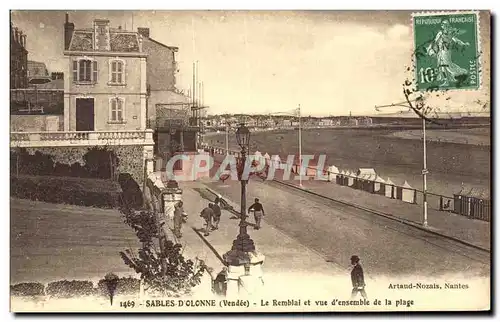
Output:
top-left (199, 197), bottom-right (266, 236)
top-left (171, 194), bottom-right (266, 239)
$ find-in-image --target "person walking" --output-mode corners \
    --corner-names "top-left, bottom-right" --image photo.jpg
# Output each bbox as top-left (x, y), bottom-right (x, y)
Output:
top-left (213, 267), bottom-right (228, 297)
top-left (350, 255), bottom-right (368, 299)
top-left (173, 201), bottom-right (186, 239)
top-left (200, 203), bottom-right (214, 236)
top-left (248, 198), bottom-right (265, 230)
top-left (212, 197), bottom-right (222, 230)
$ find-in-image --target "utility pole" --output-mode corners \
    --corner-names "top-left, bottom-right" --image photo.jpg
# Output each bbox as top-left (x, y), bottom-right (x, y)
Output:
top-left (422, 117), bottom-right (428, 227)
top-left (375, 100), bottom-right (430, 227)
top-left (225, 122), bottom-right (229, 155)
top-left (298, 104), bottom-right (303, 188)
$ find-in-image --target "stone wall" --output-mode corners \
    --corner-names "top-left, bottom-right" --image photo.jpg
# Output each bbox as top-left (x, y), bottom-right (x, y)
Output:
top-left (11, 115), bottom-right (63, 132)
top-left (15, 145), bottom-right (145, 186)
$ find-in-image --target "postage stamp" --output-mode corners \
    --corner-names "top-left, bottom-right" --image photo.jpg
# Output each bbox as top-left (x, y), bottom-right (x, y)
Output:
top-left (412, 11), bottom-right (480, 91)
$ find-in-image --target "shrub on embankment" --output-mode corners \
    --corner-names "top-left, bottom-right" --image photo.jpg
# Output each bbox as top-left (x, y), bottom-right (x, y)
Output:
top-left (11, 175), bottom-right (122, 209)
top-left (10, 277), bottom-right (141, 298)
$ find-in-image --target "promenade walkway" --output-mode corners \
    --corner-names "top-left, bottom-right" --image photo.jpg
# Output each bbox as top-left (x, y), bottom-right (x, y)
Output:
top-left (209, 153), bottom-right (490, 251)
top-left (172, 181), bottom-right (355, 299)
top-left (172, 180), bottom-right (489, 310)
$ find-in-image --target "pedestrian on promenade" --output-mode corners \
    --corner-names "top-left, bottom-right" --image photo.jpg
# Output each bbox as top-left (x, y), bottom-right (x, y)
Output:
top-left (350, 255), bottom-right (368, 299)
top-left (213, 267), bottom-right (228, 297)
top-left (200, 203), bottom-right (214, 236)
top-left (212, 197), bottom-right (222, 230)
top-left (248, 198), bottom-right (265, 230)
top-left (173, 201), bottom-right (186, 239)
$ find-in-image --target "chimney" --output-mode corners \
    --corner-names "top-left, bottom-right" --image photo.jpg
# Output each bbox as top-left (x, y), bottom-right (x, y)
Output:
top-left (64, 13), bottom-right (75, 50)
top-left (137, 27), bottom-right (150, 38)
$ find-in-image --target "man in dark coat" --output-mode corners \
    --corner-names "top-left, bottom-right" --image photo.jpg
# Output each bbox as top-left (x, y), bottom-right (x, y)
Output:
top-left (248, 198), bottom-right (265, 230)
top-left (350, 255), bottom-right (368, 299)
top-left (200, 203), bottom-right (214, 236)
top-left (213, 267), bottom-right (228, 296)
top-left (212, 197), bottom-right (222, 230)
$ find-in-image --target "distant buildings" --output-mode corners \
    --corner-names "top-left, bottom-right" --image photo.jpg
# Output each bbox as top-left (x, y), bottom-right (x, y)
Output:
top-left (28, 61), bottom-right (49, 79)
top-left (10, 23), bottom-right (28, 89)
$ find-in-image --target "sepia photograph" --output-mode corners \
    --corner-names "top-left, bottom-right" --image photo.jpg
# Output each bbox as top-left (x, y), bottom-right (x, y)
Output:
top-left (8, 8), bottom-right (491, 313)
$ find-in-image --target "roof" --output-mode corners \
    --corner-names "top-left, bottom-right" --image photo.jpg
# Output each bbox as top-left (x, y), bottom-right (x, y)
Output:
top-left (455, 187), bottom-right (490, 200)
top-left (357, 168), bottom-right (376, 176)
top-left (147, 37), bottom-right (179, 52)
top-left (150, 90), bottom-right (192, 105)
top-left (69, 30), bottom-right (140, 52)
top-left (31, 79), bottom-right (64, 90)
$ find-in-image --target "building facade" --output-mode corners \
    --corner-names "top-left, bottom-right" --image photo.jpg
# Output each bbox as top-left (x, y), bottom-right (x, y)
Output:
top-left (137, 27), bottom-right (199, 171)
top-left (63, 16), bottom-right (147, 132)
top-left (10, 23), bottom-right (28, 89)
top-left (28, 61), bottom-right (49, 79)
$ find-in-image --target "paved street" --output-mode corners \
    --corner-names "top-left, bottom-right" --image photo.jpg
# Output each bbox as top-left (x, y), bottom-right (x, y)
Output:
top-left (10, 198), bottom-right (140, 284)
top-left (208, 153), bottom-right (490, 250)
top-left (202, 178), bottom-right (490, 278)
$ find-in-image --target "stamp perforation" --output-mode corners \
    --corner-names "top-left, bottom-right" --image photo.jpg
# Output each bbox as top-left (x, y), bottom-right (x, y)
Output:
top-left (410, 10), bottom-right (482, 92)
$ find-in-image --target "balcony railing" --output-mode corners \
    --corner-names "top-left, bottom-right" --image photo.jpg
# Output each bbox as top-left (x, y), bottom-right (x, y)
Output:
top-left (10, 130), bottom-right (155, 148)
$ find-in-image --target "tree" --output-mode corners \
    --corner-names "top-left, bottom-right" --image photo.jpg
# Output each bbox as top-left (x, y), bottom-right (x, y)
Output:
top-left (119, 207), bottom-right (207, 297)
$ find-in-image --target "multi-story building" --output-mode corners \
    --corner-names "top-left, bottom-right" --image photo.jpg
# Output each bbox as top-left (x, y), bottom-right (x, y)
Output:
top-left (10, 14), bottom-right (155, 186)
top-left (63, 16), bottom-right (147, 132)
top-left (137, 27), bottom-right (197, 171)
top-left (10, 23), bottom-right (28, 89)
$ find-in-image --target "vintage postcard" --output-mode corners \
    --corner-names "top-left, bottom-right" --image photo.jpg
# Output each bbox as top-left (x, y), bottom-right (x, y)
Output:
top-left (9, 10), bottom-right (491, 313)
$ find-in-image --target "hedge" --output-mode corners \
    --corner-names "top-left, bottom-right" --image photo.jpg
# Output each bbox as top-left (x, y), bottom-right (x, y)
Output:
top-left (46, 280), bottom-right (96, 298)
top-left (10, 282), bottom-right (45, 297)
top-left (10, 147), bottom-right (118, 179)
top-left (11, 175), bottom-right (122, 209)
top-left (10, 278), bottom-right (141, 298)
top-left (118, 173), bottom-right (143, 210)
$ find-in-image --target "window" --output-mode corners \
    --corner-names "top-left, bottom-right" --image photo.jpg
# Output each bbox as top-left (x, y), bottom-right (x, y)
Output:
top-left (109, 59), bottom-right (125, 85)
top-left (72, 59), bottom-right (98, 83)
top-left (109, 97), bottom-right (125, 123)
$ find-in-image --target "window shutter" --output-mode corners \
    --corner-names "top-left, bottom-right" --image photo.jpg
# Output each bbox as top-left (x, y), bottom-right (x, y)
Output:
top-left (117, 100), bottom-right (123, 121)
top-left (93, 61), bottom-right (98, 82)
top-left (72, 60), bottom-right (78, 81)
top-left (111, 99), bottom-right (116, 121)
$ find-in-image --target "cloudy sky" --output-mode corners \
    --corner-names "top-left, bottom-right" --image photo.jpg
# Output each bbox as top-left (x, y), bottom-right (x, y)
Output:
top-left (10, 10), bottom-right (490, 116)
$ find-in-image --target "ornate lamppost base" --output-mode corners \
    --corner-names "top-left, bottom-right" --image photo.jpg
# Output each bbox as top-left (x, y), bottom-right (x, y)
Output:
top-left (222, 225), bottom-right (265, 298)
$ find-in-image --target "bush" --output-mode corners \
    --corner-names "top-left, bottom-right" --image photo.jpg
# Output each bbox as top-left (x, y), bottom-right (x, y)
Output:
top-left (84, 147), bottom-right (119, 179)
top-left (118, 173), bottom-right (143, 210)
top-left (96, 277), bottom-right (141, 297)
top-left (10, 147), bottom-right (119, 180)
top-left (46, 280), bottom-right (95, 298)
top-left (10, 282), bottom-right (45, 297)
top-left (11, 175), bottom-right (121, 209)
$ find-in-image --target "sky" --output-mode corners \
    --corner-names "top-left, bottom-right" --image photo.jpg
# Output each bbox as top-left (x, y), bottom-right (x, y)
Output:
top-left (10, 10), bottom-right (491, 116)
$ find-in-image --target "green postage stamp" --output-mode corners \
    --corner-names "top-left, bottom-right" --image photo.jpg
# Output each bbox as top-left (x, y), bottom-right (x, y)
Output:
top-left (412, 11), bottom-right (480, 91)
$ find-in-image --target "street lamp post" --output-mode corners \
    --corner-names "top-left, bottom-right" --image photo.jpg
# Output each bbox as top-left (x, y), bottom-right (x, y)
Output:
top-left (233, 123), bottom-right (253, 247)
top-left (422, 117), bottom-right (428, 227)
top-left (222, 123), bottom-right (265, 297)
